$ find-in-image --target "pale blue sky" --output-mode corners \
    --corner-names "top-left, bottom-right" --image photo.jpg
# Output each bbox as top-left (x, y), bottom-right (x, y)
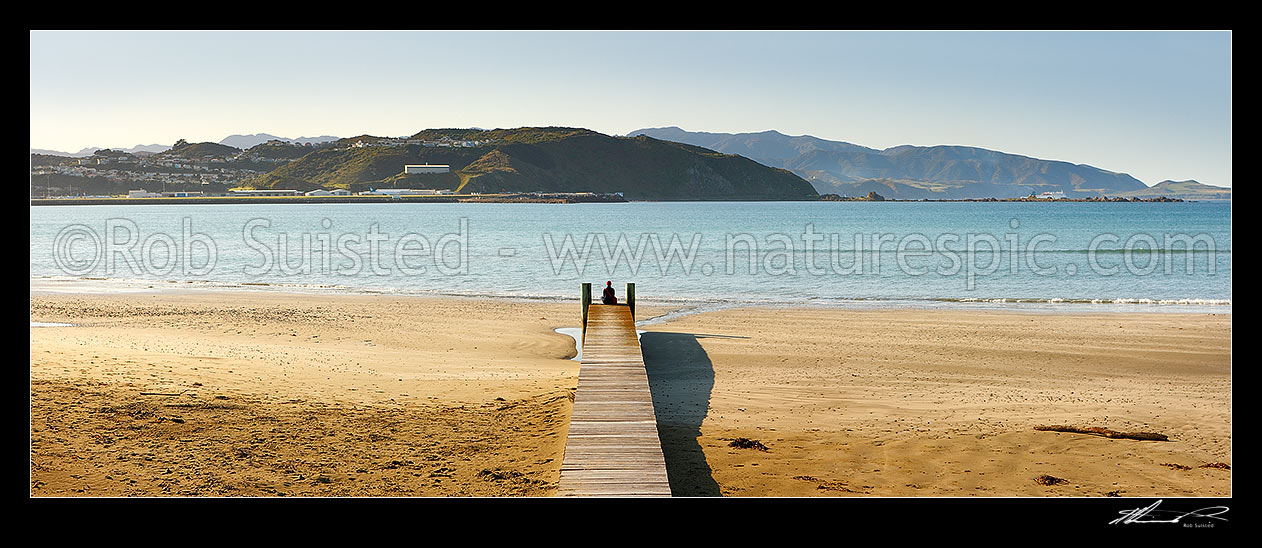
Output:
top-left (30, 30), bottom-right (1231, 187)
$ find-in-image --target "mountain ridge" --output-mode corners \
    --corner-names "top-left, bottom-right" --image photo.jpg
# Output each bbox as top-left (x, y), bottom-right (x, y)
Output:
top-left (32, 134), bottom-right (343, 158)
top-left (628, 127), bottom-right (1227, 200)
top-left (32, 126), bottom-right (1229, 201)
top-left (31, 144), bottom-right (171, 157)
top-left (219, 133), bottom-right (340, 149)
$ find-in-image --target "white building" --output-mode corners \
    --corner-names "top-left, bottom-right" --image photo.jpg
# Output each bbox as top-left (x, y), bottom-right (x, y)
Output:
top-left (404, 164), bottom-right (450, 175)
top-left (127, 190), bottom-right (162, 198)
top-left (305, 189), bottom-right (352, 196)
top-left (1037, 191), bottom-right (1067, 200)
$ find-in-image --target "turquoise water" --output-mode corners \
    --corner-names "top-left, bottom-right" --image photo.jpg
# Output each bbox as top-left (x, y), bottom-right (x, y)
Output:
top-left (29, 201), bottom-right (1231, 311)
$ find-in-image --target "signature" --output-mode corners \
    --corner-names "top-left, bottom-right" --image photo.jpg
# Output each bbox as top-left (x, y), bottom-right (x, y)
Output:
top-left (1110, 499), bottom-right (1229, 525)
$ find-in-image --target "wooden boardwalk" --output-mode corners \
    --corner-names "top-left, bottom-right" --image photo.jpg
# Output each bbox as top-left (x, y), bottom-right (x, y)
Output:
top-left (557, 303), bottom-right (671, 497)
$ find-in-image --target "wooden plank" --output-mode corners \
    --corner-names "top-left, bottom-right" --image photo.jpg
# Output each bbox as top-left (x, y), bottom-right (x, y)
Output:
top-left (557, 303), bottom-right (671, 497)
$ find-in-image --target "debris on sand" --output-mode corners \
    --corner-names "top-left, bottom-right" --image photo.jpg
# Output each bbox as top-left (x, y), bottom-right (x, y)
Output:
top-left (477, 468), bottom-right (544, 488)
top-left (728, 438), bottom-right (769, 451)
top-left (1033, 425), bottom-right (1168, 441)
top-left (1035, 474), bottom-right (1067, 486)
top-left (477, 469), bottom-right (511, 481)
top-left (814, 480), bottom-right (857, 493)
top-left (792, 475), bottom-right (860, 493)
top-left (1200, 462), bottom-right (1231, 470)
top-left (1161, 463), bottom-right (1192, 471)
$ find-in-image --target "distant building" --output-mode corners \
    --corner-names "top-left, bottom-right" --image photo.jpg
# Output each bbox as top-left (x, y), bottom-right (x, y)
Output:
top-left (161, 191), bottom-right (203, 197)
top-left (305, 189), bottom-right (352, 196)
top-left (229, 189), bottom-right (302, 197)
top-left (1037, 191), bottom-right (1067, 200)
top-left (360, 188), bottom-right (449, 196)
top-left (127, 190), bottom-right (162, 198)
top-left (404, 164), bottom-right (450, 175)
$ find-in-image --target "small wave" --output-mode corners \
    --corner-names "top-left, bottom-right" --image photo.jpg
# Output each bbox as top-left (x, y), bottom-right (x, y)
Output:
top-left (30, 276), bottom-right (1230, 313)
top-left (1097, 298), bottom-right (1233, 306)
top-left (943, 296), bottom-right (1231, 306)
top-left (1036, 248), bottom-right (1228, 254)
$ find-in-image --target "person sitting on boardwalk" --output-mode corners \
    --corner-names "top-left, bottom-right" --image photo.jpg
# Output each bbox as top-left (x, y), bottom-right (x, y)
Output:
top-left (602, 281), bottom-right (617, 304)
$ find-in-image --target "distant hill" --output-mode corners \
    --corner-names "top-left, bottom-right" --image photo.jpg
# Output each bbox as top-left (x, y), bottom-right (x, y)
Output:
top-left (159, 139), bottom-right (240, 159)
top-left (30, 148), bottom-right (84, 157)
top-left (244, 140), bottom-right (320, 160)
top-left (219, 133), bottom-right (340, 149)
top-left (244, 127), bottom-right (818, 200)
top-left (630, 127), bottom-right (1153, 199)
top-left (32, 135), bottom-right (340, 158)
top-left (1114, 180), bottom-right (1231, 201)
top-left (635, 127), bottom-right (876, 162)
top-left (31, 144), bottom-right (170, 157)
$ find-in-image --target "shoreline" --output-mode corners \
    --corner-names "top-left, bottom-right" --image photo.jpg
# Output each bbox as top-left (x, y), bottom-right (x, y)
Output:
top-left (30, 290), bottom-right (1231, 497)
top-left (30, 276), bottom-right (1233, 317)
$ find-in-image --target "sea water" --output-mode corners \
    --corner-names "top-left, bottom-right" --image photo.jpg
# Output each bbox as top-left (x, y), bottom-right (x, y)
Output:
top-left (29, 201), bottom-right (1231, 313)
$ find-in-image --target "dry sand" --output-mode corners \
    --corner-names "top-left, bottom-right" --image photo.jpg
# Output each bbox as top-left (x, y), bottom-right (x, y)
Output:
top-left (641, 307), bottom-right (1231, 497)
top-left (29, 291), bottom-right (598, 496)
top-left (30, 291), bottom-right (1230, 497)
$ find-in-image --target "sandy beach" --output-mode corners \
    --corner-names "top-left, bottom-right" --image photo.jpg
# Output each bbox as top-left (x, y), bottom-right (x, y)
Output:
top-left (30, 290), bottom-right (1230, 497)
top-left (640, 307), bottom-right (1231, 497)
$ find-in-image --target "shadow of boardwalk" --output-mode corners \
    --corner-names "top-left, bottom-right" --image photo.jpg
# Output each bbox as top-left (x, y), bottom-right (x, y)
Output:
top-left (640, 331), bottom-right (723, 497)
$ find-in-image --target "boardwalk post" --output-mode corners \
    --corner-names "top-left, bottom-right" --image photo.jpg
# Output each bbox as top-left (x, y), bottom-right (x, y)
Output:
top-left (581, 283), bottom-right (591, 336)
top-left (625, 282), bottom-right (635, 319)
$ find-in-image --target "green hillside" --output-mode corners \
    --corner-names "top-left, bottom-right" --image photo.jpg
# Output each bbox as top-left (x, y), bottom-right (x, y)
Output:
top-left (244, 127), bottom-right (818, 200)
top-left (244, 145), bottom-right (483, 191)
